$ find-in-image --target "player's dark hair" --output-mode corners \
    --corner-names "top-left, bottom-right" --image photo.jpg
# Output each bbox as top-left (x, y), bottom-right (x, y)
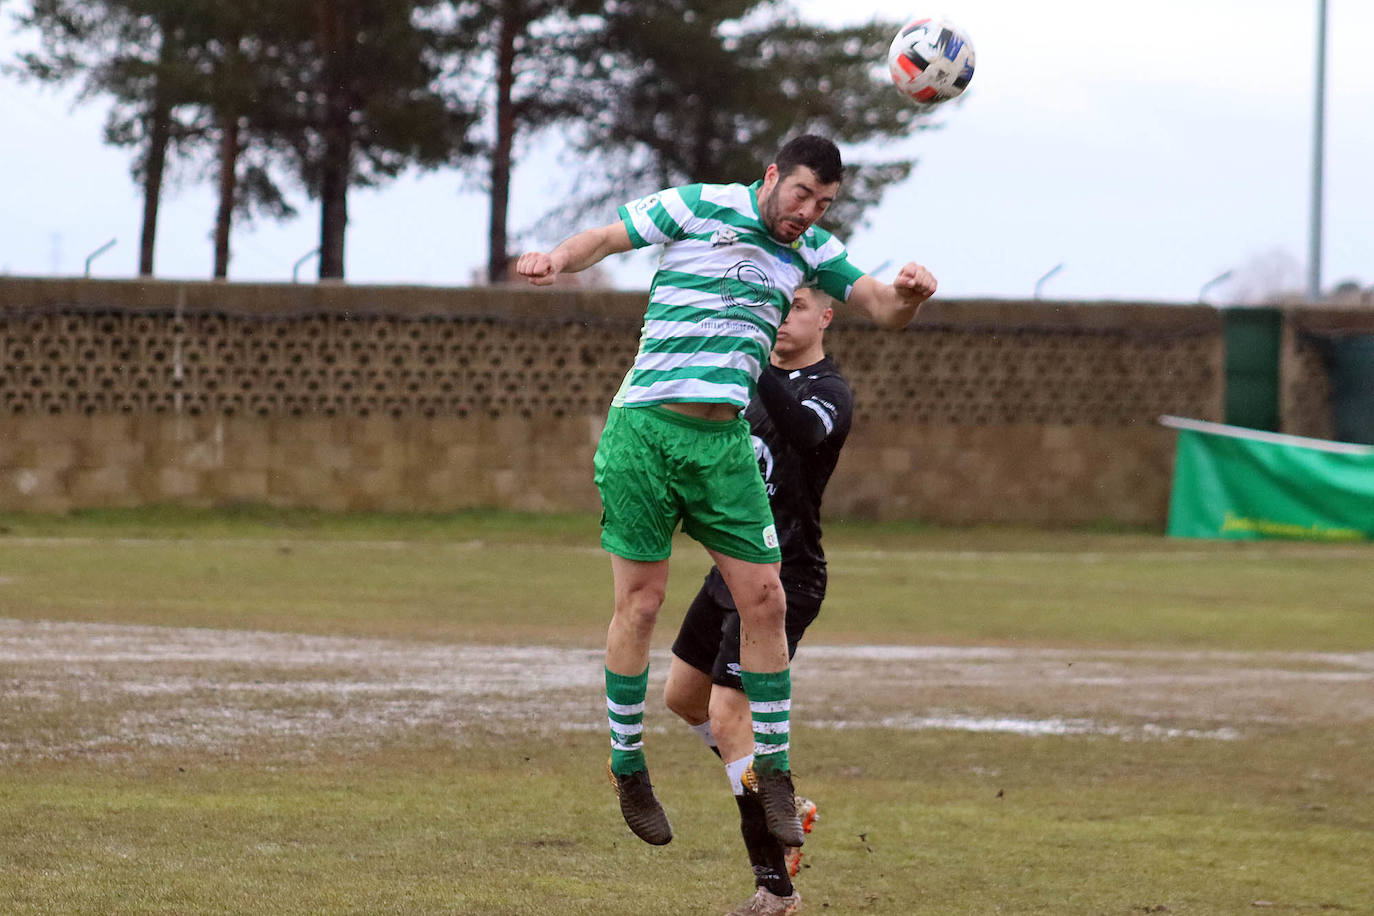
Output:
top-left (775, 135), bottom-right (843, 185)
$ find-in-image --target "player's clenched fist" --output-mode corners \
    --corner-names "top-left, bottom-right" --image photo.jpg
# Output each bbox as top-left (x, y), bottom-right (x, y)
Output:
top-left (516, 251), bottom-right (559, 286)
top-left (893, 262), bottom-right (937, 302)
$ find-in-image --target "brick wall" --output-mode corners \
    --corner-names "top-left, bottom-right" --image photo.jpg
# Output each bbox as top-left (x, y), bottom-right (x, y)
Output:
top-left (0, 277), bottom-right (1353, 524)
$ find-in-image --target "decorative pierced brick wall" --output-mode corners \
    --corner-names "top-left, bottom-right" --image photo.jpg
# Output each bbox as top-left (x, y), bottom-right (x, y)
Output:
top-left (826, 301), bottom-right (1225, 522)
top-left (4, 276), bottom-right (1327, 525)
top-left (1, 310), bottom-right (631, 421)
top-left (831, 318), bottom-right (1220, 427)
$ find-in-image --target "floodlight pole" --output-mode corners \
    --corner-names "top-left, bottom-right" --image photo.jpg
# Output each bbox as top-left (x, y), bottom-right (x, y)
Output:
top-left (1306, 0), bottom-right (1328, 302)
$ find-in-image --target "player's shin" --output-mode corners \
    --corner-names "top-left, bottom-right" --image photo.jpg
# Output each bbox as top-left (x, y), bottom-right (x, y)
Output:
top-left (606, 664), bottom-right (673, 844)
top-left (688, 719), bottom-right (722, 758)
top-left (736, 789), bottom-right (795, 897)
top-left (738, 667), bottom-right (805, 847)
top-left (606, 665), bottom-right (649, 774)
top-left (727, 756), bottom-right (793, 897)
top-left (739, 668), bottom-right (791, 774)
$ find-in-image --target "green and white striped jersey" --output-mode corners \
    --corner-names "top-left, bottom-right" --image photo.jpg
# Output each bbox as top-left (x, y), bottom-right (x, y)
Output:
top-left (612, 180), bottom-right (865, 409)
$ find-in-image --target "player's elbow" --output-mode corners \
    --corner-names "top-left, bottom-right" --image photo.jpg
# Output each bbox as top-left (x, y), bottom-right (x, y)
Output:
top-left (793, 421), bottom-right (827, 450)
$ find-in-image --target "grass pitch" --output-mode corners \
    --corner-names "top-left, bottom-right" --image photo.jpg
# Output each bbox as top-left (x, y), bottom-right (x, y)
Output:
top-left (6, 731), bottom-right (1370, 915)
top-left (2, 506), bottom-right (1370, 650)
top-left (0, 507), bottom-right (1370, 914)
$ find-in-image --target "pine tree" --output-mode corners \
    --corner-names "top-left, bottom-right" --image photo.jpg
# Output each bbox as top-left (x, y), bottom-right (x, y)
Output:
top-left (545, 1), bottom-right (928, 240)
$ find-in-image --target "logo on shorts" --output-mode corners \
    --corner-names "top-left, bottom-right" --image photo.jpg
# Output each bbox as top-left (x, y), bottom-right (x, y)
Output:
top-left (762, 525), bottom-right (779, 549)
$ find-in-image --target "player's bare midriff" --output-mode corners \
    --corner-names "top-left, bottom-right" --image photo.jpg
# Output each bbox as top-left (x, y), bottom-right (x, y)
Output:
top-left (660, 402), bottom-right (741, 422)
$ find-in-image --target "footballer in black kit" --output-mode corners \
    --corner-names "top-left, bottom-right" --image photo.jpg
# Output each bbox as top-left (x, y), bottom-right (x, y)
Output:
top-left (671, 355), bottom-right (854, 688)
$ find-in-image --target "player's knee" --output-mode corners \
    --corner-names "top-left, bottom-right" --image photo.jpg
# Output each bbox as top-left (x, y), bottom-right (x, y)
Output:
top-left (736, 581), bottom-right (785, 629)
top-left (664, 682), bottom-right (707, 723)
top-left (708, 687), bottom-right (749, 732)
top-left (614, 585), bottom-right (665, 633)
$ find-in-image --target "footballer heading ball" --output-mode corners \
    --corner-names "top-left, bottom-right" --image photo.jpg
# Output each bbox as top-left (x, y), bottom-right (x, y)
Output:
top-left (887, 17), bottom-right (975, 108)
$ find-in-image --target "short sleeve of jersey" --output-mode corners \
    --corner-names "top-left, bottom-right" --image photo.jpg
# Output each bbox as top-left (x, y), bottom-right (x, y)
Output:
top-left (805, 227), bottom-right (866, 302)
top-left (617, 184), bottom-right (704, 249)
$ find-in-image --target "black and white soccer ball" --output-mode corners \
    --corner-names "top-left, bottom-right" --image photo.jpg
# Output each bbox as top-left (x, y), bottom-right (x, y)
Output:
top-left (887, 17), bottom-right (976, 109)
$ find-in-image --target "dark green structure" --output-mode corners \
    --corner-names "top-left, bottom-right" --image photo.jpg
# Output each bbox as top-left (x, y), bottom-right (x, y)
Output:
top-left (1223, 307), bottom-right (1282, 432)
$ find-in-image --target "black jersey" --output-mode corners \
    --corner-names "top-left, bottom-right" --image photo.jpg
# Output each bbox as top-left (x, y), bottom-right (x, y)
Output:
top-left (707, 357), bottom-right (853, 604)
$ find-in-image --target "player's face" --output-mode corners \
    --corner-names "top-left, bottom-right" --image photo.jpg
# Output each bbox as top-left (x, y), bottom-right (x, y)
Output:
top-left (774, 288), bottom-right (833, 359)
top-left (758, 165), bottom-right (839, 244)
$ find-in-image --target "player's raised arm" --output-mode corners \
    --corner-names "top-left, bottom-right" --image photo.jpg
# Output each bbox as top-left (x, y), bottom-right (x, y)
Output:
top-left (515, 221), bottom-right (634, 286)
top-left (755, 367), bottom-right (831, 450)
top-left (847, 263), bottom-right (938, 330)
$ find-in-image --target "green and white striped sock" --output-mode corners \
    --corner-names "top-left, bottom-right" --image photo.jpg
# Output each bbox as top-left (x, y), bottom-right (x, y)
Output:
top-left (740, 667), bottom-right (791, 774)
top-left (606, 665), bottom-right (649, 775)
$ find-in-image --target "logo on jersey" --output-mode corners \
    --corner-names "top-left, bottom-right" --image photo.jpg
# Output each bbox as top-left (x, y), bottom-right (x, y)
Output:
top-left (710, 226), bottom-right (740, 247)
top-left (720, 260), bottom-right (775, 309)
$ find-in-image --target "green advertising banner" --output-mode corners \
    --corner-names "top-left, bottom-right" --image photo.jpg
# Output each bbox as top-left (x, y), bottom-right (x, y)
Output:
top-left (1163, 416), bottom-right (1374, 541)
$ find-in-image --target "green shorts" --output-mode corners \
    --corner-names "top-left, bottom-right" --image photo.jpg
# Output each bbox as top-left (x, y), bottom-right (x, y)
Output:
top-left (594, 405), bottom-right (781, 564)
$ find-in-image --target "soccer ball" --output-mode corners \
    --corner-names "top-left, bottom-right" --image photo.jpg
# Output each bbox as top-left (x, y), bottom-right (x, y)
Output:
top-left (887, 17), bottom-right (975, 108)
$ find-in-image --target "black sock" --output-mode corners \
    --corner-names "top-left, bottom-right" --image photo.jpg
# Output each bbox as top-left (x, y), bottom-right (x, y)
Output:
top-left (735, 793), bottom-right (793, 897)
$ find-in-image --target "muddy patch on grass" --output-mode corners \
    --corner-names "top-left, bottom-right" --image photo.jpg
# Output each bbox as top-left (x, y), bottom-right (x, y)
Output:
top-left (1, 619), bottom-right (1371, 761)
top-left (794, 645), bottom-right (1374, 738)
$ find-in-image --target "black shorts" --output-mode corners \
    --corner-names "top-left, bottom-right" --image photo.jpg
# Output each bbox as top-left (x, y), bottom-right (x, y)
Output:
top-left (670, 568), bottom-right (823, 691)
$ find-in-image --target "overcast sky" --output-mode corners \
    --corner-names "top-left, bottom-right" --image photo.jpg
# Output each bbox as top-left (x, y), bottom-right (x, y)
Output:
top-left (2, 0), bottom-right (1370, 303)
